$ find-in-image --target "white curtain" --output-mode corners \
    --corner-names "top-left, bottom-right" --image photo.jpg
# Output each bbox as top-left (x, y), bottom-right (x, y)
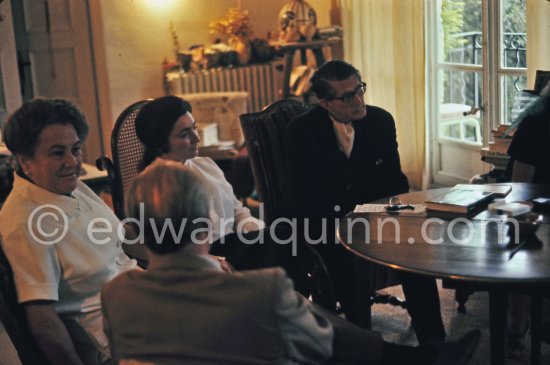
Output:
top-left (339, 0), bottom-right (427, 189)
top-left (527, 0), bottom-right (550, 85)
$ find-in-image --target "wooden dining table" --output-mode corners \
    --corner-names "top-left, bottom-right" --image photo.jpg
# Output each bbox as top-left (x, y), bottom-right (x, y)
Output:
top-left (337, 183), bottom-right (550, 365)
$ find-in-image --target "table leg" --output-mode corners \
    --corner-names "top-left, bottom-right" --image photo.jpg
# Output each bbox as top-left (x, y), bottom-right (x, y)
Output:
top-left (489, 290), bottom-right (507, 365)
top-left (531, 294), bottom-right (542, 365)
top-left (353, 257), bottom-right (372, 329)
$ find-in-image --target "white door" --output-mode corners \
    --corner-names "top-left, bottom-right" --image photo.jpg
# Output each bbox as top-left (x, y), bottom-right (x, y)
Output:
top-left (11, 0), bottom-right (102, 161)
top-left (427, 0), bottom-right (527, 186)
top-left (0, 0), bottom-right (22, 126)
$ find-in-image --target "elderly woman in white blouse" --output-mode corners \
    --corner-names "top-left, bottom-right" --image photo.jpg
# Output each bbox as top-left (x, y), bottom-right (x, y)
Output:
top-left (0, 98), bottom-right (136, 365)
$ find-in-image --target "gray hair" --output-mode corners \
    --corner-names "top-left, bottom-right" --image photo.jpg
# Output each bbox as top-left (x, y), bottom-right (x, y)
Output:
top-left (125, 159), bottom-right (212, 254)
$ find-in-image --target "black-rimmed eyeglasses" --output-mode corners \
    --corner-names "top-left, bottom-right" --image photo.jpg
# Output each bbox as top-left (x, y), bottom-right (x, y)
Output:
top-left (325, 82), bottom-right (367, 105)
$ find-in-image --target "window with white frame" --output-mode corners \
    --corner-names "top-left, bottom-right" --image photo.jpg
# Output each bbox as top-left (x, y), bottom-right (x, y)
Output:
top-left (427, 0), bottom-right (527, 147)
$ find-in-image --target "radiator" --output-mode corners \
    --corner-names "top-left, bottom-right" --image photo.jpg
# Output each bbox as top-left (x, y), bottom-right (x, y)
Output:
top-left (165, 61), bottom-right (283, 113)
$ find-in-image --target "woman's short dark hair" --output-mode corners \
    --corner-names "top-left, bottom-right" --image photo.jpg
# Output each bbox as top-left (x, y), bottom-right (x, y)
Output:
top-left (134, 95), bottom-right (192, 170)
top-left (3, 98), bottom-right (89, 157)
top-left (310, 60), bottom-right (363, 100)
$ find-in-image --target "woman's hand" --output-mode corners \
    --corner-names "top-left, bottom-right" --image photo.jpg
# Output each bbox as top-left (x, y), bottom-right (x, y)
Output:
top-left (25, 301), bottom-right (86, 365)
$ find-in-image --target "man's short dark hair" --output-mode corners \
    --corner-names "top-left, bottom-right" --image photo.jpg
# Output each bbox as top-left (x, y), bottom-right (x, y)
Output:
top-left (310, 60), bottom-right (363, 100)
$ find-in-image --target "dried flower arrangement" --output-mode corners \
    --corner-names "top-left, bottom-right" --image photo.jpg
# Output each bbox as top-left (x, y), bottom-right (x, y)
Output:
top-left (169, 21), bottom-right (180, 56)
top-left (209, 8), bottom-right (253, 40)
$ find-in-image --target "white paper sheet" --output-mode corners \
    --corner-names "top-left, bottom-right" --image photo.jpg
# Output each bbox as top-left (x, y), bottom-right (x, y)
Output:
top-left (353, 204), bottom-right (426, 214)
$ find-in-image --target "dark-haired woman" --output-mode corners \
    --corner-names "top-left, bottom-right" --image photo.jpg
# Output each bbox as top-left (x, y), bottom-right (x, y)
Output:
top-left (135, 95), bottom-right (264, 243)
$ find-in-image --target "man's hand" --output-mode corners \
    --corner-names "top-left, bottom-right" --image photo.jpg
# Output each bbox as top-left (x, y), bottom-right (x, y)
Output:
top-left (212, 256), bottom-right (234, 273)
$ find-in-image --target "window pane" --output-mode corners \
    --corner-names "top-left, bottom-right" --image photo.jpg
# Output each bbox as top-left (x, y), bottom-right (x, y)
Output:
top-left (440, 69), bottom-right (482, 106)
top-left (438, 69), bottom-right (483, 144)
top-left (500, 75), bottom-right (533, 125)
top-left (501, 0), bottom-right (526, 68)
top-left (439, 0), bottom-right (482, 65)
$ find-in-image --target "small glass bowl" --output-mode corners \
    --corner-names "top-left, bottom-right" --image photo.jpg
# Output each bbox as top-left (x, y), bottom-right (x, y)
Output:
top-left (507, 212), bottom-right (544, 238)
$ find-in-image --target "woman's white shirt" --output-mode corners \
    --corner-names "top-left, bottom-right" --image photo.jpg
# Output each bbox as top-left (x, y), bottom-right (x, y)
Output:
top-left (0, 174), bottom-right (136, 314)
top-left (0, 174), bottom-right (137, 358)
top-left (180, 157), bottom-right (264, 242)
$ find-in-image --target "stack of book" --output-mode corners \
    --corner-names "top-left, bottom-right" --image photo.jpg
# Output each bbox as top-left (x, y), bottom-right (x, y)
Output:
top-left (424, 184), bottom-right (511, 214)
top-left (487, 124), bottom-right (515, 154)
top-left (480, 125), bottom-right (513, 171)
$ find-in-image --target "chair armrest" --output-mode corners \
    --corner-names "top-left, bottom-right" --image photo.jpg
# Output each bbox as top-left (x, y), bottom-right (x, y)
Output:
top-left (95, 156), bottom-right (125, 220)
top-left (96, 156), bottom-right (113, 174)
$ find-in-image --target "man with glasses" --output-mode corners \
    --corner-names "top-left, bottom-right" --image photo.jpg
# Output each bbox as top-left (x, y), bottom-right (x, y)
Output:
top-left (286, 60), bottom-right (449, 346)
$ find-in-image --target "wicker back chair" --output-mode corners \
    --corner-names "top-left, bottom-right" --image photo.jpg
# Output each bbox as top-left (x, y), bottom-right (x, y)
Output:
top-left (96, 100), bottom-right (149, 220)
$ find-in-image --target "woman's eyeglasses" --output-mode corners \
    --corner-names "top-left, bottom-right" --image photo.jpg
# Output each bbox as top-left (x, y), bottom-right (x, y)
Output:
top-left (326, 82), bottom-right (367, 105)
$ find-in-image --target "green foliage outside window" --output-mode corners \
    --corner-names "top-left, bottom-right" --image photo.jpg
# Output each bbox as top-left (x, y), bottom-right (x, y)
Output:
top-left (441, 0), bottom-right (466, 55)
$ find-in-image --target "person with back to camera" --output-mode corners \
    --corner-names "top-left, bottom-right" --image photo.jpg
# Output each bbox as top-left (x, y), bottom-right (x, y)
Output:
top-left (0, 98), bottom-right (137, 364)
top-left (286, 60), bottom-right (452, 345)
top-left (508, 80), bottom-right (550, 184)
top-left (505, 80), bottom-right (550, 358)
top-left (101, 158), bottom-right (481, 365)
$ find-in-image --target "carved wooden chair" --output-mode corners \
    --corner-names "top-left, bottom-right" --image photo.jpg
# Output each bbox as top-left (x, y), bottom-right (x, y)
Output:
top-left (239, 99), bottom-right (309, 225)
top-left (239, 99), bottom-right (339, 312)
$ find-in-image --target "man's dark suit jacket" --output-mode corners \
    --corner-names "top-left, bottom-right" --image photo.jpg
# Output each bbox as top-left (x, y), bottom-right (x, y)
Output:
top-left (286, 106), bottom-right (446, 338)
top-left (286, 104), bottom-right (409, 220)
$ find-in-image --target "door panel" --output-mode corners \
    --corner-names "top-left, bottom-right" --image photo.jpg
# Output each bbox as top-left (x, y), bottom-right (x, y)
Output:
top-left (0, 0), bottom-right (22, 126)
top-left (29, 48), bottom-right (79, 98)
top-left (15, 0), bottom-right (102, 161)
top-left (431, 0), bottom-right (486, 184)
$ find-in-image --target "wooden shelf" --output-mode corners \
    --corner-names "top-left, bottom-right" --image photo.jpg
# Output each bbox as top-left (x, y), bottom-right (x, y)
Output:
top-left (272, 38), bottom-right (343, 98)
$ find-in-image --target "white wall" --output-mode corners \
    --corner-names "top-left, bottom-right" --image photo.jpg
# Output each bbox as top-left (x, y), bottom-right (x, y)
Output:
top-left (98, 0), bottom-right (332, 132)
top-left (95, 0), bottom-right (548, 155)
